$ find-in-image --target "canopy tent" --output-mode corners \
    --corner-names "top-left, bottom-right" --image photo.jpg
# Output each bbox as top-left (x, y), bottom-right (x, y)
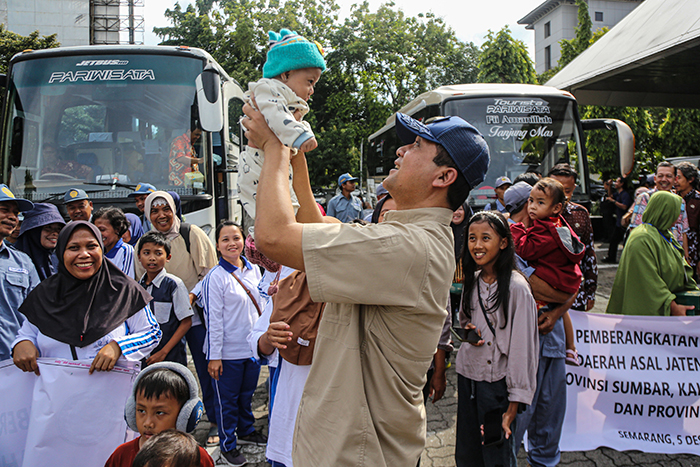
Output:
top-left (545, 0), bottom-right (700, 108)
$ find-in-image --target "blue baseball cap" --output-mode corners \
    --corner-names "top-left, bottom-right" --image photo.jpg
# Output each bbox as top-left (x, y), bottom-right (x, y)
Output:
top-left (504, 181), bottom-right (532, 213)
top-left (495, 176), bottom-right (513, 189)
top-left (0, 184), bottom-right (34, 212)
top-left (63, 188), bottom-right (90, 204)
top-left (395, 113), bottom-right (490, 189)
top-left (338, 173), bottom-right (358, 186)
top-left (128, 182), bottom-right (157, 197)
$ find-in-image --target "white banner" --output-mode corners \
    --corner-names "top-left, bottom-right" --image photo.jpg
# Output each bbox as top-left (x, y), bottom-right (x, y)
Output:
top-left (0, 358), bottom-right (138, 467)
top-left (562, 311), bottom-right (700, 454)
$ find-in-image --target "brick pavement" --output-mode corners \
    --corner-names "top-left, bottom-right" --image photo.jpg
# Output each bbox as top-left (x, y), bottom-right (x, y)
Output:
top-left (191, 356), bottom-right (700, 467)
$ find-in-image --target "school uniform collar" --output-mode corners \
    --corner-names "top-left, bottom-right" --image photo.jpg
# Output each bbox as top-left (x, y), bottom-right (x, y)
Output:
top-left (218, 256), bottom-right (252, 273)
top-left (105, 238), bottom-right (124, 258)
top-left (139, 267), bottom-right (168, 288)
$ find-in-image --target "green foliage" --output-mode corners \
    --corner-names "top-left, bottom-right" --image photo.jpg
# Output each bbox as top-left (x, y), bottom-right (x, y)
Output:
top-left (0, 25), bottom-right (59, 73)
top-left (478, 26), bottom-right (537, 84)
top-left (658, 109), bottom-right (700, 158)
top-left (332, 2), bottom-right (479, 112)
top-left (559, 0), bottom-right (591, 68)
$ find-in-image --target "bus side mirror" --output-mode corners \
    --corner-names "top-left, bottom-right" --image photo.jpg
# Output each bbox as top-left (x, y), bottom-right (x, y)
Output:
top-left (10, 116), bottom-right (23, 167)
top-left (196, 65), bottom-right (223, 132)
top-left (581, 118), bottom-right (635, 178)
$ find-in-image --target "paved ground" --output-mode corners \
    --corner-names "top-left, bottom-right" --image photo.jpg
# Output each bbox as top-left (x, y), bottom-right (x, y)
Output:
top-left (189, 242), bottom-right (700, 466)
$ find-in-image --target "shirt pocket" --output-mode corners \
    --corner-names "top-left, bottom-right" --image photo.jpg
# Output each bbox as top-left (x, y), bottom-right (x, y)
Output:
top-left (153, 301), bottom-right (173, 324)
top-left (5, 272), bottom-right (29, 290)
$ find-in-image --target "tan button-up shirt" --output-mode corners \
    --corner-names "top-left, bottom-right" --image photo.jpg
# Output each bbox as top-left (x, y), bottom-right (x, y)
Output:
top-left (293, 208), bottom-right (454, 467)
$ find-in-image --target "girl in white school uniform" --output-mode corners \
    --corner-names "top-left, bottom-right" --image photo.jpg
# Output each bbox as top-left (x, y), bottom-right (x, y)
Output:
top-left (455, 211), bottom-right (539, 467)
top-left (200, 221), bottom-right (266, 466)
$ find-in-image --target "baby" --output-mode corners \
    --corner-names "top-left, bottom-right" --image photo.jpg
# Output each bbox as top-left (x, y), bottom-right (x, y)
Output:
top-left (511, 178), bottom-right (586, 365)
top-left (238, 28), bottom-right (326, 221)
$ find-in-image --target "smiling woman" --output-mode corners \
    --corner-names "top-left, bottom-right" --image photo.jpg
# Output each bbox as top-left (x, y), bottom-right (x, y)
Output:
top-left (12, 221), bottom-right (161, 374)
top-left (14, 203), bottom-right (66, 281)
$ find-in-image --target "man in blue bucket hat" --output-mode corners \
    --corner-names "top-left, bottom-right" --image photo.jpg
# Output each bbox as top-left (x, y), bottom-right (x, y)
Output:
top-left (241, 106), bottom-right (489, 466)
top-left (0, 184), bottom-right (40, 361)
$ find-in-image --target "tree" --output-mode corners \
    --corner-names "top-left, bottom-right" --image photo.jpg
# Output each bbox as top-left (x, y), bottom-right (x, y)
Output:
top-left (559, 0), bottom-right (592, 68)
top-left (330, 2), bottom-right (478, 112)
top-left (0, 25), bottom-right (59, 73)
top-left (478, 26), bottom-right (537, 84)
top-left (658, 109), bottom-right (700, 158)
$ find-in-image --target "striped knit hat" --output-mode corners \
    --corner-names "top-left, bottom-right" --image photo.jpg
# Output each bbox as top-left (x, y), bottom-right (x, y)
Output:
top-left (262, 29), bottom-right (326, 78)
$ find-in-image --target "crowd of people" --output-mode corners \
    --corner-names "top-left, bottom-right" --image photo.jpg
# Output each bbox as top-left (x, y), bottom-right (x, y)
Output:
top-left (2, 26), bottom-right (699, 467)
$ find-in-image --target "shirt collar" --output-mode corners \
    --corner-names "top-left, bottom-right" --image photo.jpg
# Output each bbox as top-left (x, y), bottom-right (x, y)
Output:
top-left (218, 256), bottom-right (252, 273)
top-left (106, 238), bottom-right (124, 258)
top-left (383, 207), bottom-right (453, 225)
top-left (139, 267), bottom-right (168, 288)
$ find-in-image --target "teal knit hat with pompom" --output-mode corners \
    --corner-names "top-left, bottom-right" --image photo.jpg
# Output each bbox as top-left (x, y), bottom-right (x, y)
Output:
top-left (262, 29), bottom-right (327, 79)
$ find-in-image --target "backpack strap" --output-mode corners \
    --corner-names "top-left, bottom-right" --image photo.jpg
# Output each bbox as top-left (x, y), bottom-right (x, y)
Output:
top-left (179, 222), bottom-right (192, 254)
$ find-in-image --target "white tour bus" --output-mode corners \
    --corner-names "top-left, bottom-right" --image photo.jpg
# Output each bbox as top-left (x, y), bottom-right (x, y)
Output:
top-left (0, 45), bottom-right (246, 238)
top-left (368, 83), bottom-right (634, 210)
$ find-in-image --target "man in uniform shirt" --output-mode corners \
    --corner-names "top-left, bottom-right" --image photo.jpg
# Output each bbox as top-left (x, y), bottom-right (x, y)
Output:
top-left (0, 185), bottom-right (40, 360)
top-left (242, 107), bottom-right (489, 467)
top-left (63, 188), bottom-right (94, 222)
top-left (326, 173), bottom-right (363, 222)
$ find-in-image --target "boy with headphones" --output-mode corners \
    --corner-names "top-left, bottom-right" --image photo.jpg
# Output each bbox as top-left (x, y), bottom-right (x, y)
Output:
top-left (104, 362), bottom-right (215, 467)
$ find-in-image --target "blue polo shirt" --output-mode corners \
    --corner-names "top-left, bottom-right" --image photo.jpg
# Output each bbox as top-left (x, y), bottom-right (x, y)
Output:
top-left (0, 242), bottom-right (40, 360)
top-left (327, 193), bottom-right (363, 223)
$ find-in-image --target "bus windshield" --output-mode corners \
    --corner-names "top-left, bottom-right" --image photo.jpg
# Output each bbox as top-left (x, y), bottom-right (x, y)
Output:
top-left (3, 53), bottom-right (210, 202)
top-left (443, 96), bottom-right (585, 208)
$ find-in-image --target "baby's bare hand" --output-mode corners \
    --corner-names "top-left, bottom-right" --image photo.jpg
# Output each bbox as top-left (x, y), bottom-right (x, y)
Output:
top-left (299, 138), bottom-right (318, 153)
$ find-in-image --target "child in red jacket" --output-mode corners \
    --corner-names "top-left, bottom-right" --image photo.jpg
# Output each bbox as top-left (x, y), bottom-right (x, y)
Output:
top-left (511, 177), bottom-right (585, 365)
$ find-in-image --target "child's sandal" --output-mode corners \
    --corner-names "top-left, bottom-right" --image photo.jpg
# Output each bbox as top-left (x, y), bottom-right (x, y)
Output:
top-left (565, 349), bottom-right (580, 366)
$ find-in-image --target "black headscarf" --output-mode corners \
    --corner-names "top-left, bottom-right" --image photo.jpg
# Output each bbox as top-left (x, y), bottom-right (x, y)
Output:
top-left (451, 201), bottom-right (471, 262)
top-left (370, 195), bottom-right (393, 224)
top-left (19, 221), bottom-right (152, 348)
top-left (15, 228), bottom-right (59, 281)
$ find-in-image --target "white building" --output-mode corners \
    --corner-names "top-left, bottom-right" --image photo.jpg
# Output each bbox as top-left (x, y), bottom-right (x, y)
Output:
top-left (0, 0), bottom-right (143, 47)
top-left (518, 0), bottom-right (643, 75)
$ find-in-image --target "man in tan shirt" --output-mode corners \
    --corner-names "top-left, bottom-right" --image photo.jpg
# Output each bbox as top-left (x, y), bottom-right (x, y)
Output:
top-left (242, 107), bottom-right (489, 466)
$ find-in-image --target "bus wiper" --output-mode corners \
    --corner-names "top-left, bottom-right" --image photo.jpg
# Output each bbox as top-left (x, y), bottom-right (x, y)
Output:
top-left (38, 187), bottom-right (111, 203)
top-left (81, 181), bottom-right (138, 190)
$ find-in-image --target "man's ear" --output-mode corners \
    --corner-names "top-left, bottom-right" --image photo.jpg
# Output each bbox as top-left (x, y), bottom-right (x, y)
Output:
top-left (433, 167), bottom-right (459, 189)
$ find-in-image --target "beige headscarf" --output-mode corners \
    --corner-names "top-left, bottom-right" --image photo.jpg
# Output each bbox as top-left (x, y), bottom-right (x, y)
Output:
top-left (144, 191), bottom-right (181, 240)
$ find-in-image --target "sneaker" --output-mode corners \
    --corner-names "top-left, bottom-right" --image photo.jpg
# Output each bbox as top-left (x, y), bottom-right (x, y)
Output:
top-left (237, 430), bottom-right (268, 446)
top-left (221, 448), bottom-right (247, 467)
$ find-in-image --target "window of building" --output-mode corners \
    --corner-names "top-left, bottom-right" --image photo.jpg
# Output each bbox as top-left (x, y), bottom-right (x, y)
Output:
top-left (595, 11), bottom-right (604, 21)
top-left (545, 46), bottom-right (551, 71)
top-left (544, 21), bottom-right (551, 38)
